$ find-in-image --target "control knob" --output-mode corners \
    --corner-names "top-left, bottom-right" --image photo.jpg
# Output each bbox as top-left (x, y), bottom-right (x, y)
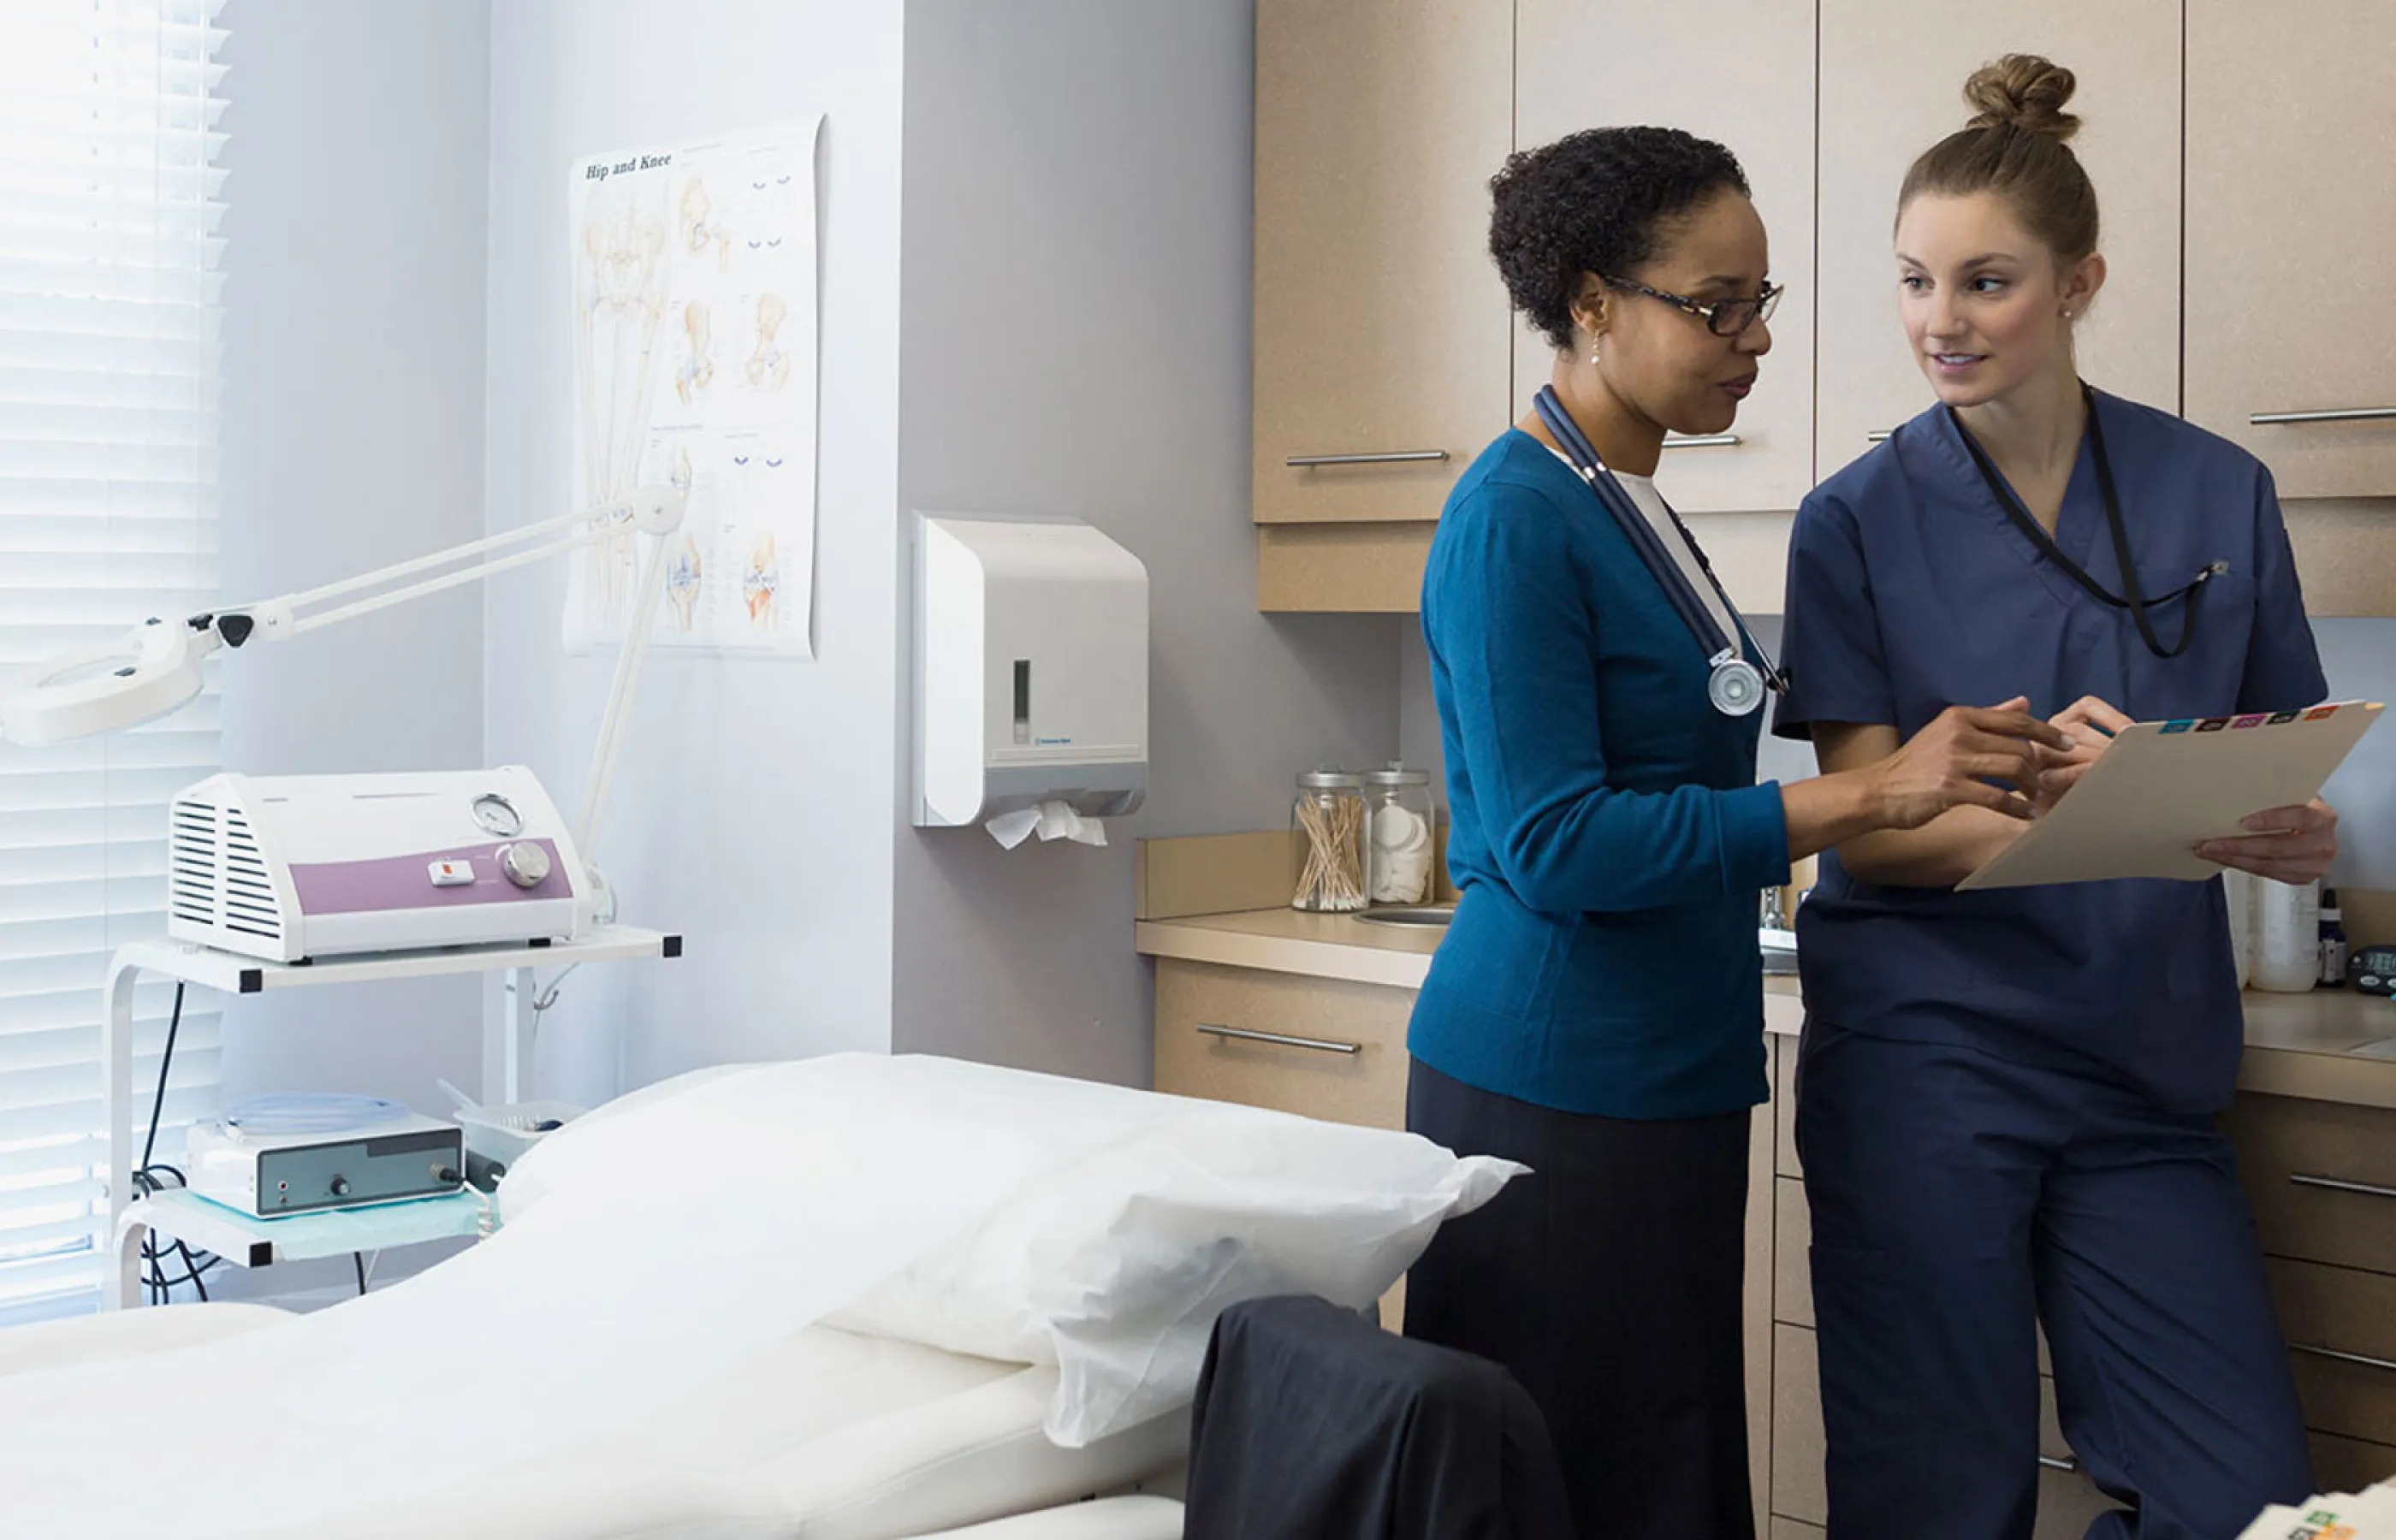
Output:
top-left (498, 842), bottom-right (552, 890)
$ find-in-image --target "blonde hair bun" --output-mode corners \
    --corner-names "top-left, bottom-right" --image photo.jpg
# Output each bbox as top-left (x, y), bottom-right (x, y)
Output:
top-left (1963, 54), bottom-right (2081, 143)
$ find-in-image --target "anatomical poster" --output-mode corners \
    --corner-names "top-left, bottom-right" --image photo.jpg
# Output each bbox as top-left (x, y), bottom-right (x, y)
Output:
top-left (564, 114), bottom-right (821, 658)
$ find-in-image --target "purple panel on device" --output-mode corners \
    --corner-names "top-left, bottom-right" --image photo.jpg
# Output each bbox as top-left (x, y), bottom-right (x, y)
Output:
top-left (289, 839), bottom-right (569, 915)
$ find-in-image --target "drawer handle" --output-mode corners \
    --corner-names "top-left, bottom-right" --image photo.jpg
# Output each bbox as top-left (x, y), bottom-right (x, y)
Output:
top-left (1865, 429), bottom-right (1893, 443)
top-left (1195, 1022), bottom-right (1361, 1055)
top-left (1285, 450), bottom-right (1450, 468)
top-left (1663, 432), bottom-right (1741, 448)
top-left (2250, 407), bottom-right (2396, 425)
top-left (2290, 1172), bottom-right (2396, 1202)
top-left (2038, 1455), bottom-right (2080, 1474)
top-left (2292, 1341), bottom-right (2396, 1375)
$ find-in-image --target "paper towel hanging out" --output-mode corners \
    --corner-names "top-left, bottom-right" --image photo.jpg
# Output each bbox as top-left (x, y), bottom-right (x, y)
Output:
top-left (911, 512), bottom-right (1148, 842)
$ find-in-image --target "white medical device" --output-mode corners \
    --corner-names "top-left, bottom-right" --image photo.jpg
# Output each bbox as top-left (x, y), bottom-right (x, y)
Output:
top-left (0, 484), bottom-right (687, 962)
top-left (187, 1109), bottom-right (464, 1217)
top-left (169, 766), bottom-right (593, 962)
top-left (912, 512), bottom-right (1149, 828)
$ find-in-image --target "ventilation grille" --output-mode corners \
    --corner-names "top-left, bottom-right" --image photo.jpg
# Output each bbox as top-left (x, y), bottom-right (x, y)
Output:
top-left (168, 797), bottom-right (283, 944)
top-left (168, 799), bottom-right (216, 927)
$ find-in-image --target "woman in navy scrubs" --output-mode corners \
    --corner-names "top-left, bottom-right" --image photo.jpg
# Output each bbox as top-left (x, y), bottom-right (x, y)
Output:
top-left (1776, 56), bottom-right (2340, 1539)
top-left (1403, 127), bottom-right (2069, 1540)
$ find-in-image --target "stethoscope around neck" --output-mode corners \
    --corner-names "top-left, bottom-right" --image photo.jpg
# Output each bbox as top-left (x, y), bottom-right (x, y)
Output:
top-left (1533, 385), bottom-right (1788, 717)
top-left (1948, 381), bottom-right (2227, 662)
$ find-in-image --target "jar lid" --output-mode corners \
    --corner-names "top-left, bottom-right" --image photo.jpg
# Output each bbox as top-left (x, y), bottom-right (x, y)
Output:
top-left (1361, 760), bottom-right (1431, 786)
top-left (1297, 767), bottom-right (1362, 790)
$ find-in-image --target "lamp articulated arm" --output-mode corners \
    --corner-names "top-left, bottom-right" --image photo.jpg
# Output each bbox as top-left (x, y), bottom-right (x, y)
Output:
top-left (0, 485), bottom-right (688, 877)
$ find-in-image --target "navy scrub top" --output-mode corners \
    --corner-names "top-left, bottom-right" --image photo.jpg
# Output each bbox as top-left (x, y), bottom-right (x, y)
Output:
top-left (1775, 388), bottom-right (2327, 1113)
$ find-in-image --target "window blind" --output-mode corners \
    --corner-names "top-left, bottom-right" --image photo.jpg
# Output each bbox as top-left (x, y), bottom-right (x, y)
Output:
top-left (0, 0), bottom-right (227, 1322)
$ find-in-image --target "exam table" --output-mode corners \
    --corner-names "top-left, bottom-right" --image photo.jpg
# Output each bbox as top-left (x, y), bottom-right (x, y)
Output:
top-left (0, 1053), bottom-right (1513, 1537)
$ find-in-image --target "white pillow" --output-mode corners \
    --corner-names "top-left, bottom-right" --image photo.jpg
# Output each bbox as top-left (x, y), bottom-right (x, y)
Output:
top-left (495, 1053), bottom-right (1521, 1448)
top-left (823, 1092), bottom-right (1521, 1446)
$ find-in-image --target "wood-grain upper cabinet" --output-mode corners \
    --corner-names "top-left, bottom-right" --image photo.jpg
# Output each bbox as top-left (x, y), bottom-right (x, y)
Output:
top-left (1514, 0), bottom-right (1818, 516)
top-left (2185, 2), bottom-right (2396, 499)
top-left (1251, 0), bottom-right (1514, 529)
top-left (1814, 2), bottom-right (2181, 479)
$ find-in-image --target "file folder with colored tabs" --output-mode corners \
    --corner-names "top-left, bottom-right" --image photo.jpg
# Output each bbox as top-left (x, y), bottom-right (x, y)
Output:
top-left (1957, 701), bottom-right (2382, 891)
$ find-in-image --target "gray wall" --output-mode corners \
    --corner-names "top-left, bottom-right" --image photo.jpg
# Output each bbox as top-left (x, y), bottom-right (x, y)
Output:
top-left (1397, 625), bottom-right (1447, 803)
top-left (887, 0), bottom-right (1399, 1086)
top-left (2316, 618), bottom-right (2396, 891)
top-left (483, 0), bottom-right (908, 1105)
top-left (215, 0), bottom-right (492, 1116)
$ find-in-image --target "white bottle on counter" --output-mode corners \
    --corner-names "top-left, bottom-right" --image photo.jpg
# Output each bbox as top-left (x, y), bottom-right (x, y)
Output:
top-left (2251, 876), bottom-right (2323, 993)
top-left (2320, 888), bottom-right (2348, 987)
top-left (2221, 868), bottom-right (2255, 990)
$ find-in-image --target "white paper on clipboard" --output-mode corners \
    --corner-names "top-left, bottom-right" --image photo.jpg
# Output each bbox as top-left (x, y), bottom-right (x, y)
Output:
top-left (1956, 700), bottom-right (2383, 891)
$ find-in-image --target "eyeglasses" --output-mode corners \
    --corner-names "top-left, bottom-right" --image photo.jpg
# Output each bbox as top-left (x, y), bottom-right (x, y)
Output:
top-left (1602, 276), bottom-right (1783, 337)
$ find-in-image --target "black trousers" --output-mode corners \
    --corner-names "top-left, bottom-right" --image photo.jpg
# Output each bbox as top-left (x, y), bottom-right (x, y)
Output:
top-left (1403, 1057), bottom-right (1755, 1540)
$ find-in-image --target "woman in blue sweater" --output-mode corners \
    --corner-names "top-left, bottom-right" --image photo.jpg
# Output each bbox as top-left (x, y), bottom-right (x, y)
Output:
top-left (1401, 127), bottom-right (2070, 1539)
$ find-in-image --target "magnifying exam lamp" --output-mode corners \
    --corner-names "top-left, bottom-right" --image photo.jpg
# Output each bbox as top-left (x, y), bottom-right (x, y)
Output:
top-left (0, 484), bottom-right (688, 962)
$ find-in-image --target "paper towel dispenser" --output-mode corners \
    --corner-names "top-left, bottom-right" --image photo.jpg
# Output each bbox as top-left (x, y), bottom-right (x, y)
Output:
top-left (912, 512), bottom-right (1148, 829)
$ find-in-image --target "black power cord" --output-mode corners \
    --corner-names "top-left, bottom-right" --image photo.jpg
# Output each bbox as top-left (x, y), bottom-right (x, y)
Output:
top-left (132, 982), bottom-right (220, 1305)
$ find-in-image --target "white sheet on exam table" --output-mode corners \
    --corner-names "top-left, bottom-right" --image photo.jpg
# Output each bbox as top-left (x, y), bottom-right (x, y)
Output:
top-left (0, 1300), bottom-right (1185, 1540)
top-left (0, 1057), bottom-right (1177, 1537)
top-left (240, 1323), bottom-right (1188, 1540)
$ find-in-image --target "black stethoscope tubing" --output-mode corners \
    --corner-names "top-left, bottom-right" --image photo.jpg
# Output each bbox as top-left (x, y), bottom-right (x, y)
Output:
top-left (1947, 382), bottom-right (2224, 662)
top-left (1532, 384), bottom-right (1788, 716)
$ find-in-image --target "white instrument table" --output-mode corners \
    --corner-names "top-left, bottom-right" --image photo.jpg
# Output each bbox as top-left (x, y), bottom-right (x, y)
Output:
top-left (116, 1188), bottom-right (492, 1296)
top-left (100, 925), bottom-right (678, 1310)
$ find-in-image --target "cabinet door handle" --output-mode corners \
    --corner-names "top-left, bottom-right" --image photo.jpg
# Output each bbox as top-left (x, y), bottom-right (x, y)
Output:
top-left (1663, 433), bottom-right (1741, 448)
top-left (1285, 450), bottom-right (1450, 468)
top-left (2250, 407), bottom-right (2396, 425)
top-left (1865, 429), bottom-right (1893, 443)
top-left (2290, 1172), bottom-right (2396, 1202)
top-left (1195, 1022), bottom-right (1361, 1055)
top-left (2038, 1455), bottom-right (2081, 1474)
top-left (2292, 1341), bottom-right (2396, 1375)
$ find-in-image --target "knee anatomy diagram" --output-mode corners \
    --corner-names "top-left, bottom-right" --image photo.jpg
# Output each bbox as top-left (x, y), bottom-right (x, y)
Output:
top-left (565, 116), bottom-right (821, 657)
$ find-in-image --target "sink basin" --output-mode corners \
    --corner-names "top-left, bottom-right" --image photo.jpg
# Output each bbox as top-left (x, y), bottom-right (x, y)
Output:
top-left (1760, 928), bottom-right (1799, 976)
top-left (1356, 906), bottom-right (1455, 928)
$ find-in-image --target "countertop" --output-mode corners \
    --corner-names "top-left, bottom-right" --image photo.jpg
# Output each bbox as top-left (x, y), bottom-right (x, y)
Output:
top-left (1136, 908), bottom-right (2396, 1111)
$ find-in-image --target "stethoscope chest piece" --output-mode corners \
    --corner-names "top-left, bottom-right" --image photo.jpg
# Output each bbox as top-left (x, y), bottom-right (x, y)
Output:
top-left (1708, 653), bottom-right (1767, 717)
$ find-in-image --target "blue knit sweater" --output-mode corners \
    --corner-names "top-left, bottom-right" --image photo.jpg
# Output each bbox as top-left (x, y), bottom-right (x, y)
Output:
top-left (1409, 429), bottom-right (1789, 1120)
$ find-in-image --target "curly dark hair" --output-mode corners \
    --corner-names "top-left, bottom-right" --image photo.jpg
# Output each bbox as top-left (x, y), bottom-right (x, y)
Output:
top-left (1489, 127), bottom-right (1752, 352)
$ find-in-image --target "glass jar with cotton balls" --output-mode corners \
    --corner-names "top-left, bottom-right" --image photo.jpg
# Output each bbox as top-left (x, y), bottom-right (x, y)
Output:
top-left (1361, 761), bottom-right (1437, 907)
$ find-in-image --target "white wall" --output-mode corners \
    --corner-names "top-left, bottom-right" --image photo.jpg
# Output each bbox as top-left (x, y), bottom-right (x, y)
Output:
top-left (887, 0), bottom-right (1400, 1086)
top-left (483, 0), bottom-right (907, 1106)
top-left (215, 0), bottom-right (493, 1116)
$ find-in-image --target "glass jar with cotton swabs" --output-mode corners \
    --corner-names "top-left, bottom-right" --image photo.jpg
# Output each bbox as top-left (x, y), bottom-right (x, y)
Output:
top-left (1290, 768), bottom-right (1369, 913)
top-left (1361, 761), bottom-right (1437, 908)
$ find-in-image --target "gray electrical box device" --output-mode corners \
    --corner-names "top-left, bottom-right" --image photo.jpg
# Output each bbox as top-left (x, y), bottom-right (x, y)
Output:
top-left (187, 1115), bottom-right (464, 1217)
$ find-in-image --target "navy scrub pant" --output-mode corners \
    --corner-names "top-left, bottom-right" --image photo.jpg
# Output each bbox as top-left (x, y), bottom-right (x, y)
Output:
top-left (1403, 1057), bottom-right (1756, 1540)
top-left (1796, 1017), bottom-right (2313, 1540)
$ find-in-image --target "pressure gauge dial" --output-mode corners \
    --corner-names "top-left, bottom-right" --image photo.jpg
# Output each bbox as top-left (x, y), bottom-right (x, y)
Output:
top-left (471, 792), bottom-right (524, 838)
